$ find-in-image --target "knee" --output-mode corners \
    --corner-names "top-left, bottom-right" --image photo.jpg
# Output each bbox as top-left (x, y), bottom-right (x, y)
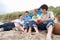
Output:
top-left (48, 26), bottom-right (53, 31)
top-left (48, 20), bottom-right (54, 24)
top-left (48, 20), bottom-right (54, 22)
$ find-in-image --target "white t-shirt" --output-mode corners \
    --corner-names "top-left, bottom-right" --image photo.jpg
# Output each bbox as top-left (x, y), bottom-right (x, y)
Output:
top-left (0, 22), bottom-right (4, 25)
top-left (41, 11), bottom-right (54, 20)
top-left (11, 19), bottom-right (24, 27)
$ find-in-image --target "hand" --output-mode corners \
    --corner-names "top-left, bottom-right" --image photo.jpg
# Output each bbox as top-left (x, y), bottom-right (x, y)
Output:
top-left (42, 19), bottom-right (48, 22)
top-left (29, 20), bottom-right (34, 22)
top-left (44, 19), bottom-right (48, 22)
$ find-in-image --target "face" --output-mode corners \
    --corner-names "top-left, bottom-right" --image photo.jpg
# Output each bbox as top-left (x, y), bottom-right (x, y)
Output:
top-left (57, 16), bottom-right (60, 21)
top-left (25, 13), bottom-right (29, 16)
top-left (19, 16), bottom-right (23, 20)
top-left (40, 9), bottom-right (47, 14)
top-left (33, 10), bottom-right (37, 15)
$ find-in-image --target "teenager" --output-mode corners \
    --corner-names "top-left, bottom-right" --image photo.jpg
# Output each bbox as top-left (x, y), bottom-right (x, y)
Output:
top-left (38, 4), bottom-right (55, 40)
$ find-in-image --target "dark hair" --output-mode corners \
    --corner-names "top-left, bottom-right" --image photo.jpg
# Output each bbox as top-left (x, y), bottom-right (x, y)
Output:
top-left (25, 11), bottom-right (29, 14)
top-left (18, 14), bottom-right (22, 18)
top-left (40, 4), bottom-right (48, 11)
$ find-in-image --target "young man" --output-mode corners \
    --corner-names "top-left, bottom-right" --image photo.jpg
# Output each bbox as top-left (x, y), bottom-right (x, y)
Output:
top-left (23, 11), bottom-right (31, 33)
top-left (28, 9), bottom-right (40, 33)
top-left (38, 4), bottom-right (55, 40)
top-left (0, 14), bottom-right (24, 32)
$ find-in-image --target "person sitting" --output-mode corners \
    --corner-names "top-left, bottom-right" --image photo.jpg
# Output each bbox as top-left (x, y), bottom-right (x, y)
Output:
top-left (11, 14), bottom-right (24, 31)
top-left (0, 14), bottom-right (24, 32)
top-left (23, 11), bottom-right (31, 33)
top-left (30, 8), bottom-right (42, 18)
top-left (38, 4), bottom-right (55, 40)
top-left (28, 9), bottom-right (40, 34)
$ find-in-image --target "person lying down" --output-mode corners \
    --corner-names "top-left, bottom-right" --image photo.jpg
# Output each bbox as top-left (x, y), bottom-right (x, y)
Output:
top-left (0, 14), bottom-right (24, 32)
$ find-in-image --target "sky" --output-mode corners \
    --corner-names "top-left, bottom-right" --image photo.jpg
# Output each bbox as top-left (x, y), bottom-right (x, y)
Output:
top-left (0, 0), bottom-right (60, 14)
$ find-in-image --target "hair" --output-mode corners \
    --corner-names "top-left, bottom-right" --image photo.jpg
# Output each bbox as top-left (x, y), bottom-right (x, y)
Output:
top-left (33, 9), bottom-right (38, 13)
top-left (40, 4), bottom-right (48, 11)
top-left (18, 14), bottom-right (22, 18)
top-left (25, 11), bottom-right (29, 14)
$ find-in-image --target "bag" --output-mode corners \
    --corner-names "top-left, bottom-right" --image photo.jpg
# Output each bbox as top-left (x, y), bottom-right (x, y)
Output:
top-left (37, 20), bottom-right (42, 25)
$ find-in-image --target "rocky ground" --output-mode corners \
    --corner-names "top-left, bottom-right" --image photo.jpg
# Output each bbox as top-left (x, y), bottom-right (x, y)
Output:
top-left (0, 30), bottom-right (60, 40)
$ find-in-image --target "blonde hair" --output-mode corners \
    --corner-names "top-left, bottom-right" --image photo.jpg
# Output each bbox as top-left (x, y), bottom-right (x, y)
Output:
top-left (33, 9), bottom-right (38, 13)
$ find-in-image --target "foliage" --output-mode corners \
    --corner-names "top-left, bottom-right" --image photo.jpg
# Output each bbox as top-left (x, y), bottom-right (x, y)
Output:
top-left (0, 6), bottom-right (60, 22)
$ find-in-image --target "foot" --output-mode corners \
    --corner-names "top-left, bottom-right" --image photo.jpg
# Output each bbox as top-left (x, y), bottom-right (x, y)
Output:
top-left (46, 34), bottom-right (52, 40)
top-left (0, 28), bottom-right (3, 32)
top-left (24, 31), bottom-right (27, 34)
top-left (28, 32), bottom-right (31, 34)
top-left (35, 32), bottom-right (40, 34)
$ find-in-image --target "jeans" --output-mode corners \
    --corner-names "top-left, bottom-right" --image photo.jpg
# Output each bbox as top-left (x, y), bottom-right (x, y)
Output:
top-left (37, 20), bottom-right (54, 30)
top-left (0, 22), bottom-right (15, 31)
top-left (24, 21), bottom-right (37, 29)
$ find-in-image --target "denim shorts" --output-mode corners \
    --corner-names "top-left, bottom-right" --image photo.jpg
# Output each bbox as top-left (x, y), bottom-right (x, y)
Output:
top-left (37, 20), bottom-right (54, 30)
top-left (24, 23), bottom-right (29, 29)
top-left (29, 21), bottom-right (37, 27)
top-left (24, 21), bottom-right (37, 29)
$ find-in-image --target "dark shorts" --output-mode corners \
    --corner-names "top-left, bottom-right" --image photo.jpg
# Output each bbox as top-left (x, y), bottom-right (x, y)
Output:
top-left (24, 21), bottom-right (37, 29)
top-left (37, 20), bottom-right (54, 30)
top-left (29, 21), bottom-right (37, 27)
top-left (24, 23), bottom-right (29, 29)
top-left (0, 22), bottom-right (15, 31)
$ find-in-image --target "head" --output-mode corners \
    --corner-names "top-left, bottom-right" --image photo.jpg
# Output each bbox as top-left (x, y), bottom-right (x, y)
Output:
top-left (57, 15), bottom-right (60, 22)
top-left (40, 4), bottom-right (48, 14)
top-left (33, 9), bottom-right (38, 16)
top-left (18, 14), bottom-right (23, 20)
top-left (25, 11), bottom-right (29, 16)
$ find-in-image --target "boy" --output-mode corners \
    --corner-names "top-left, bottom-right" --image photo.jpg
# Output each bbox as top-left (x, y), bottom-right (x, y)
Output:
top-left (28, 9), bottom-right (40, 33)
top-left (11, 14), bottom-right (24, 31)
top-left (0, 14), bottom-right (24, 32)
top-left (39, 4), bottom-right (55, 40)
top-left (23, 11), bottom-right (31, 33)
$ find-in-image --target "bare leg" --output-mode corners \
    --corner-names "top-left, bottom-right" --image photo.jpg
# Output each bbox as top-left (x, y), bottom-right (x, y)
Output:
top-left (24, 29), bottom-right (27, 33)
top-left (46, 25), bottom-right (53, 40)
top-left (28, 27), bottom-right (32, 33)
top-left (33, 27), bottom-right (39, 33)
top-left (19, 26), bottom-right (24, 32)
